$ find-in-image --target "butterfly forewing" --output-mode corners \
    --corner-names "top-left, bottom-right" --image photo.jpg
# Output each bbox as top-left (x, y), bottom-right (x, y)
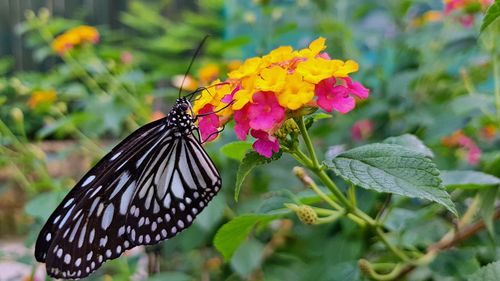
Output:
top-left (35, 98), bottom-right (222, 279)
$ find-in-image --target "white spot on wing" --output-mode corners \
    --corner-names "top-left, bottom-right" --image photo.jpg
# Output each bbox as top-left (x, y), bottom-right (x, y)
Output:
top-left (171, 171), bottom-right (184, 198)
top-left (110, 151), bottom-right (122, 161)
top-left (64, 254), bottom-right (71, 264)
top-left (63, 198), bottom-right (74, 208)
top-left (163, 193), bottom-right (171, 208)
top-left (120, 181), bottom-right (136, 215)
top-left (110, 172), bottom-right (131, 199)
top-left (59, 205), bottom-right (75, 229)
top-left (101, 204), bottom-right (114, 230)
top-left (82, 175), bottom-right (95, 187)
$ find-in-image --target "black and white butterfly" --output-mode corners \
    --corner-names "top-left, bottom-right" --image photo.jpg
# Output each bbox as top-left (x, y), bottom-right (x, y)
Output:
top-left (35, 97), bottom-right (221, 279)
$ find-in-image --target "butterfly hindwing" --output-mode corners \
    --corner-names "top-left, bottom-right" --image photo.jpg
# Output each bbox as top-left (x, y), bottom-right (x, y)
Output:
top-left (125, 135), bottom-right (222, 245)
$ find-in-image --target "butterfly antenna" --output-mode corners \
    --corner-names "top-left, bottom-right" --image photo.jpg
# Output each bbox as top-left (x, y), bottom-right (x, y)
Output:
top-left (178, 35), bottom-right (210, 98)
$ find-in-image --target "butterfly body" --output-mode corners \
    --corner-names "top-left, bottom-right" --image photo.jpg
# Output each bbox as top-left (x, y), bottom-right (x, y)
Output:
top-left (35, 97), bottom-right (221, 279)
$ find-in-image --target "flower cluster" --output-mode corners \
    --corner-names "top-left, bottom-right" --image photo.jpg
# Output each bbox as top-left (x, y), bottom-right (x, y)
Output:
top-left (52, 25), bottom-right (100, 55)
top-left (442, 130), bottom-right (481, 165)
top-left (443, 0), bottom-right (493, 27)
top-left (193, 37), bottom-right (369, 157)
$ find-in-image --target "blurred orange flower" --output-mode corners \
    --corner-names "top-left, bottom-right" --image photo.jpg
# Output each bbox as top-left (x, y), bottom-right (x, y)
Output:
top-left (150, 111), bottom-right (166, 121)
top-left (27, 90), bottom-right (57, 109)
top-left (198, 63), bottom-right (220, 84)
top-left (52, 25), bottom-right (99, 55)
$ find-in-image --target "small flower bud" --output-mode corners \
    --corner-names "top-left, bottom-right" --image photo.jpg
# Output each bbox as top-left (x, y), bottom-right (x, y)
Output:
top-left (38, 8), bottom-right (50, 22)
top-left (358, 259), bottom-right (371, 277)
top-left (292, 166), bottom-right (314, 188)
top-left (25, 10), bottom-right (35, 20)
top-left (56, 102), bottom-right (67, 113)
top-left (296, 205), bottom-right (317, 225)
top-left (10, 108), bottom-right (24, 123)
top-left (275, 119), bottom-right (300, 141)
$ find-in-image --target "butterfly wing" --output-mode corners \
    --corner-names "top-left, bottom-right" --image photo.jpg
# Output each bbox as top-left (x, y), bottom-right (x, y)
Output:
top-left (124, 134), bottom-right (221, 245)
top-left (35, 118), bottom-right (171, 278)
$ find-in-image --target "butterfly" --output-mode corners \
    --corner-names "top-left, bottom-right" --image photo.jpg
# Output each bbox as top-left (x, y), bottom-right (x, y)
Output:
top-left (34, 97), bottom-right (222, 279)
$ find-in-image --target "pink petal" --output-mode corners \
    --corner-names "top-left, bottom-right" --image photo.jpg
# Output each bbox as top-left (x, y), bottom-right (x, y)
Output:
top-left (248, 92), bottom-right (285, 131)
top-left (251, 130), bottom-right (280, 158)
top-left (222, 84), bottom-right (240, 103)
top-left (198, 104), bottom-right (220, 142)
top-left (343, 77), bottom-right (370, 99)
top-left (234, 105), bottom-right (251, 140)
top-left (316, 52), bottom-right (331, 59)
top-left (331, 88), bottom-right (355, 114)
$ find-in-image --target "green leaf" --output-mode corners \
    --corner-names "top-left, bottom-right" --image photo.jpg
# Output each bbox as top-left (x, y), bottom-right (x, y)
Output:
top-left (479, 186), bottom-right (498, 235)
top-left (441, 170), bottom-right (500, 189)
top-left (468, 261), bottom-right (500, 281)
top-left (480, 1), bottom-right (500, 32)
top-left (220, 141), bottom-right (253, 161)
top-left (383, 134), bottom-right (434, 158)
top-left (145, 272), bottom-right (194, 281)
top-left (230, 239), bottom-right (264, 277)
top-left (213, 214), bottom-right (278, 261)
top-left (431, 249), bottom-right (480, 279)
top-left (325, 143), bottom-right (457, 215)
top-left (234, 151), bottom-right (282, 201)
top-left (25, 191), bottom-right (67, 221)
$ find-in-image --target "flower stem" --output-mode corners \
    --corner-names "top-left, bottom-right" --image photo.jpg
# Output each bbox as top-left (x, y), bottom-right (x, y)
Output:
top-left (297, 117), bottom-right (321, 170)
top-left (376, 228), bottom-right (411, 262)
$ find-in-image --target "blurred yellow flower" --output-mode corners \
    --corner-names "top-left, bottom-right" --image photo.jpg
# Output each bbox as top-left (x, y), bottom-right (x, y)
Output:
top-left (52, 25), bottom-right (99, 55)
top-left (199, 63), bottom-right (220, 84)
top-left (27, 90), bottom-right (57, 109)
top-left (227, 60), bottom-right (242, 71)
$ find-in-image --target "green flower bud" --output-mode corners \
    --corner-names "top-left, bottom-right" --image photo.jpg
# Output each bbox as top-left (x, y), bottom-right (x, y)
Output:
top-left (296, 205), bottom-right (317, 225)
top-left (10, 107), bottom-right (24, 123)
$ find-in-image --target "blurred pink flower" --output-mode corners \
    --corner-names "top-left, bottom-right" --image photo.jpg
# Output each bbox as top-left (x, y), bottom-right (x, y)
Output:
top-left (351, 119), bottom-right (374, 141)
top-left (121, 51), bottom-right (134, 64)
top-left (442, 130), bottom-right (482, 165)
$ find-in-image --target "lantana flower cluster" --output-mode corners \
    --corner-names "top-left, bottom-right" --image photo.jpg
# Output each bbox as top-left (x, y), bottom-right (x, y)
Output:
top-left (442, 130), bottom-right (481, 165)
top-left (443, 0), bottom-right (493, 27)
top-left (52, 25), bottom-right (100, 55)
top-left (193, 37), bottom-right (369, 158)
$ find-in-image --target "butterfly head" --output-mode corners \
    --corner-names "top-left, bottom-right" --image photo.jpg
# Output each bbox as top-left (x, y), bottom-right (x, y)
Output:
top-left (167, 97), bottom-right (195, 134)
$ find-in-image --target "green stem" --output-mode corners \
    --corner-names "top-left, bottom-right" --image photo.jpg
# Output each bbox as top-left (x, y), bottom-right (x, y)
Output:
top-left (297, 117), bottom-right (321, 169)
top-left (376, 228), bottom-right (411, 262)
